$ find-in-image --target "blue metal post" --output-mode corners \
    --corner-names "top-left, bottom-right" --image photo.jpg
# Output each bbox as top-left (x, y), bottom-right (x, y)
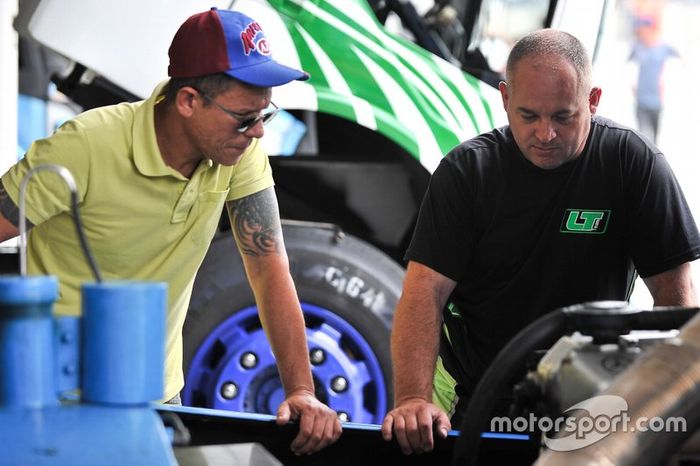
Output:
top-left (82, 281), bottom-right (167, 404)
top-left (0, 275), bottom-right (59, 408)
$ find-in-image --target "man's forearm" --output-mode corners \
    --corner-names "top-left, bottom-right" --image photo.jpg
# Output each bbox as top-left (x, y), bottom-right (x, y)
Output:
top-left (391, 262), bottom-right (455, 404)
top-left (254, 270), bottom-right (315, 394)
top-left (391, 292), bottom-right (443, 403)
top-left (227, 190), bottom-right (315, 393)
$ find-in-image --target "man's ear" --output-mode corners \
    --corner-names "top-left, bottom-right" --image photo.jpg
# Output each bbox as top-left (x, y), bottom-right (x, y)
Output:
top-left (589, 87), bottom-right (602, 114)
top-left (176, 86), bottom-right (199, 117)
top-left (498, 81), bottom-right (509, 110)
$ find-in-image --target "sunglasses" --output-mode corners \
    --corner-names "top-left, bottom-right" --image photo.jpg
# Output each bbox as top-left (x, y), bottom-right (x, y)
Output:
top-left (196, 89), bottom-right (280, 133)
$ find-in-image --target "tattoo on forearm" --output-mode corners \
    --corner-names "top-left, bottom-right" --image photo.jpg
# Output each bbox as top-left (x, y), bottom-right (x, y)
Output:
top-left (0, 180), bottom-right (31, 228)
top-left (227, 188), bottom-right (282, 257)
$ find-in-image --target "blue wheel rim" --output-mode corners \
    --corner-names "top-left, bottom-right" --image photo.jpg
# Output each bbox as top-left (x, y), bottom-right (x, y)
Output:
top-left (183, 302), bottom-right (387, 423)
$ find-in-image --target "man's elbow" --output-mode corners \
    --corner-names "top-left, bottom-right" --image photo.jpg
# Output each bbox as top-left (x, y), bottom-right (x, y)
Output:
top-left (645, 262), bottom-right (698, 307)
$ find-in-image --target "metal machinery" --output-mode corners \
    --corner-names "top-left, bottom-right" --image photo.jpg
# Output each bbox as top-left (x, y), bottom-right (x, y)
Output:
top-left (0, 165), bottom-right (176, 465)
top-left (0, 275), bottom-right (177, 465)
top-left (453, 301), bottom-right (700, 466)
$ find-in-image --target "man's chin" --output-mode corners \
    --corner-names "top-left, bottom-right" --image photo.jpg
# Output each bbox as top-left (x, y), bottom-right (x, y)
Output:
top-left (525, 150), bottom-right (570, 170)
top-left (535, 160), bottom-right (560, 170)
top-left (219, 149), bottom-right (245, 165)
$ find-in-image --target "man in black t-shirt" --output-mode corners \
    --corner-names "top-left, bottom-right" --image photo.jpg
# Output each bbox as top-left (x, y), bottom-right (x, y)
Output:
top-left (381, 29), bottom-right (700, 455)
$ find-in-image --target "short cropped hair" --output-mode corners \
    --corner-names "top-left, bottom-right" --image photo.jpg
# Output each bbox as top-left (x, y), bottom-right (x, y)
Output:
top-left (161, 73), bottom-right (241, 103)
top-left (505, 29), bottom-right (592, 95)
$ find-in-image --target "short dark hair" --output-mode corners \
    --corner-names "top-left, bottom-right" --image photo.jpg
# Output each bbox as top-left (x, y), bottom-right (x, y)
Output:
top-left (506, 29), bottom-right (592, 94)
top-left (161, 73), bottom-right (241, 103)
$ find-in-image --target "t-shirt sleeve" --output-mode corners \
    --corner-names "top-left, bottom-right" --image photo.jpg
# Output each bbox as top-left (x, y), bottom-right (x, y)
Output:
top-left (1, 120), bottom-right (89, 226)
top-left (226, 138), bottom-right (275, 201)
top-left (626, 146), bottom-right (700, 277)
top-left (405, 153), bottom-right (475, 281)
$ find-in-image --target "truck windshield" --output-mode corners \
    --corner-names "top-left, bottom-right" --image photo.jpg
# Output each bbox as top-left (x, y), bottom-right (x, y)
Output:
top-left (382, 0), bottom-right (555, 87)
top-left (467, 0), bottom-right (551, 74)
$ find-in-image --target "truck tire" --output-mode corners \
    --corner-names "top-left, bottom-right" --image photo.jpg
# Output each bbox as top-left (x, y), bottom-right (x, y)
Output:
top-left (182, 221), bottom-right (404, 424)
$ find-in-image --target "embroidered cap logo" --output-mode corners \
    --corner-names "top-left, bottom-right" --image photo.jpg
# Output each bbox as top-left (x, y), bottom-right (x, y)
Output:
top-left (240, 21), bottom-right (270, 56)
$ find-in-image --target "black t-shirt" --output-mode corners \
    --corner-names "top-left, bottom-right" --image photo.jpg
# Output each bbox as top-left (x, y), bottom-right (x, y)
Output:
top-left (406, 115), bottom-right (700, 398)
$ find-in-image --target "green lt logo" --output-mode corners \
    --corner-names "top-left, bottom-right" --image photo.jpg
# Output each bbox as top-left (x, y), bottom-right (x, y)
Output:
top-left (560, 209), bottom-right (610, 234)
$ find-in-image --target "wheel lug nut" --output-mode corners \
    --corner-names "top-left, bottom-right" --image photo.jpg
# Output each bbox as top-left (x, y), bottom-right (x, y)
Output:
top-left (310, 348), bottom-right (326, 365)
top-left (338, 412), bottom-right (350, 422)
top-left (331, 376), bottom-right (348, 393)
top-left (221, 382), bottom-right (238, 399)
top-left (240, 352), bottom-right (258, 369)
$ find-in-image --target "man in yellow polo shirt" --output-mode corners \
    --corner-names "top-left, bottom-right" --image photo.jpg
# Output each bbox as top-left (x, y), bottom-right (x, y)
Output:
top-left (0, 8), bottom-right (341, 455)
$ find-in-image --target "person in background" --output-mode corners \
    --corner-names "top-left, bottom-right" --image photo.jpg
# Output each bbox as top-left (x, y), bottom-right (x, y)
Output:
top-left (0, 7), bottom-right (341, 455)
top-left (628, 13), bottom-right (679, 144)
top-left (381, 28), bottom-right (699, 455)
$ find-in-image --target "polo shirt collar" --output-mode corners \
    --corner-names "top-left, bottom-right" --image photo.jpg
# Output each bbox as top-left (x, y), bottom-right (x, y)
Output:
top-left (132, 80), bottom-right (185, 179)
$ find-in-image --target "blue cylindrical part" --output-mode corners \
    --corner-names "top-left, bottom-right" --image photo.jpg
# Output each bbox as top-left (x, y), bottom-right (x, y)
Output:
top-left (82, 281), bottom-right (167, 405)
top-left (0, 275), bottom-right (59, 408)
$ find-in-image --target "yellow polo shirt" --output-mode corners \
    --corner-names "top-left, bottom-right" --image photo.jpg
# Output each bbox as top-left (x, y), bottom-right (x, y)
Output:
top-left (2, 82), bottom-right (274, 401)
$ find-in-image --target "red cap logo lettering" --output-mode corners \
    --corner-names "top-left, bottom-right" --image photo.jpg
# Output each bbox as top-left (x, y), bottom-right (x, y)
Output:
top-left (240, 21), bottom-right (264, 55)
top-left (257, 39), bottom-right (270, 55)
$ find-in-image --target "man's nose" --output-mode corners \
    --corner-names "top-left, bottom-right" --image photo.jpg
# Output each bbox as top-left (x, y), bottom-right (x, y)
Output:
top-left (535, 119), bottom-right (556, 143)
top-left (242, 119), bottom-right (265, 138)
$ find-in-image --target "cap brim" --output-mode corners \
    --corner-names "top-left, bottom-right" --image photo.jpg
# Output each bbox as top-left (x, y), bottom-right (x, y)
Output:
top-left (225, 60), bottom-right (309, 87)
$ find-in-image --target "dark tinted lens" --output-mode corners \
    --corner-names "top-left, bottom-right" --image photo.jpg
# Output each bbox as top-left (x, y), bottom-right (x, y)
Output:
top-left (236, 109), bottom-right (278, 133)
top-left (236, 116), bottom-right (259, 132)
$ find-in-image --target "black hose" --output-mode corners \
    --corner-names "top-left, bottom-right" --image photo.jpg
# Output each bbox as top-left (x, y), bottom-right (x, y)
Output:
top-left (70, 190), bottom-right (102, 283)
top-left (451, 308), bottom-right (567, 466)
top-left (19, 164), bottom-right (102, 283)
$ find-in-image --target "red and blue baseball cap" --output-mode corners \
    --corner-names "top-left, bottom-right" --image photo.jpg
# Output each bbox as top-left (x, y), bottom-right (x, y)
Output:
top-left (168, 7), bottom-right (309, 87)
